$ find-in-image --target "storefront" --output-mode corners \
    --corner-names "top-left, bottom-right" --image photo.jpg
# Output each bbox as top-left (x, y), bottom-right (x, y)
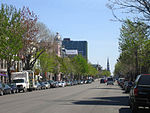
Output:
top-left (0, 69), bottom-right (8, 83)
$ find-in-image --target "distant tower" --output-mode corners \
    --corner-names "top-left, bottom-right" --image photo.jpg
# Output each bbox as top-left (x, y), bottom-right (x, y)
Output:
top-left (107, 58), bottom-right (110, 71)
top-left (54, 32), bottom-right (62, 57)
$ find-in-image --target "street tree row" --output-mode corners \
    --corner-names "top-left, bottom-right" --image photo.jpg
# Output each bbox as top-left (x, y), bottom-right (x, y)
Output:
top-left (107, 0), bottom-right (150, 80)
top-left (38, 52), bottom-right (100, 81)
top-left (0, 4), bottom-right (55, 83)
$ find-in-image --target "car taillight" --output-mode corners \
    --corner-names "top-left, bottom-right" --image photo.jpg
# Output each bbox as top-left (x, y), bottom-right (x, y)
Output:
top-left (134, 88), bottom-right (138, 96)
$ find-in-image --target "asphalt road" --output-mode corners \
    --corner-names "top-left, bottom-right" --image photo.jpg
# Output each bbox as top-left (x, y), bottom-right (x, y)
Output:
top-left (0, 81), bottom-right (136, 113)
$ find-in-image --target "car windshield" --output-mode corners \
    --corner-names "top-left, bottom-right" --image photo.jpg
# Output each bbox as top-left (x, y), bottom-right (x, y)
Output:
top-left (49, 80), bottom-right (54, 83)
top-left (5, 84), bottom-right (10, 88)
top-left (13, 79), bottom-right (24, 83)
top-left (138, 75), bottom-right (150, 85)
top-left (107, 78), bottom-right (113, 81)
top-left (119, 78), bottom-right (124, 82)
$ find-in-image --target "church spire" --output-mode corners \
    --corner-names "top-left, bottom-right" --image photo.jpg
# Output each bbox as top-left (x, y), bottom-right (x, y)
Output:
top-left (107, 58), bottom-right (110, 71)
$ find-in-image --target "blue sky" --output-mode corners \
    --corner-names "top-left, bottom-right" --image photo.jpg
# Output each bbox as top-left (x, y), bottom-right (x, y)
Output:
top-left (1, 0), bottom-right (122, 74)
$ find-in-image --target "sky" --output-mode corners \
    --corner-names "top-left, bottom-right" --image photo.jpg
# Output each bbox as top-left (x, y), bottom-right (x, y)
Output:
top-left (1, 0), bottom-right (122, 74)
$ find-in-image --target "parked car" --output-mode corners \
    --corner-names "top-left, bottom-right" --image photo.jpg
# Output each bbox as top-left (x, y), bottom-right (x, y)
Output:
top-left (129, 74), bottom-right (150, 113)
top-left (3, 84), bottom-right (12, 94)
top-left (118, 78), bottom-right (125, 88)
top-left (61, 81), bottom-right (66, 87)
top-left (122, 81), bottom-right (128, 90)
top-left (83, 80), bottom-right (87, 84)
top-left (54, 81), bottom-right (59, 88)
top-left (80, 80), bottom-right (84, 84)
top-left (43, 82), bottom-right (50, 89)
top-left (0, 82), bottom-right (4, 96)
top-left (66, 81), bottom-right (71, 86)
top-left (34, 82), bottom-right (42, 90)
top-left (58, 81), bottom-right (63, 87)
top-left (39, 82), bottom-right (46, 90)
top-left (124, 81), bottom-right (133, 93)
top-left (87, 79), bottom-right (92, 84)
top-left (8, 83), bottom-right (18, 93)
top-left (48, 80), bottom-right (55, 88)
top-left (100, 78), bottom-right (105, 83)
top-left (77, 80), bottom-right (81, 84)
top-left (106, 78), bottom-right (114, 85)
top-left (73, 80), bottom-right (78, 85)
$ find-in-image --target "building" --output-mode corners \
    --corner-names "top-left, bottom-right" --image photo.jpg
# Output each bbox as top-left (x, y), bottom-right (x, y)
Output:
top-left (92, 64), bottom-right (102, 72)
top-left (61, 49), bottom-right (78, 58)
top-left (107, 58), bottom-right (110, 72)
top-left (0, 59), bottom-right (23, 83)
top-left (62, 38), bottom-right (88, 60)
top-left (54, 32), bottom-right (62, 57)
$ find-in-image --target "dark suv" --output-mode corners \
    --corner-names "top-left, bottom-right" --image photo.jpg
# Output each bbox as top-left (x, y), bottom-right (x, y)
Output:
top-left (129, 74), bottom-right (150, 112)
top-left (0, 82), bottom-right (4, 96)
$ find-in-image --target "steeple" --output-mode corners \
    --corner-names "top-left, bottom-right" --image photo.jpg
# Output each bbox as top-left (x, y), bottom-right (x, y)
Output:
top-left (54, 32), bottom-right (61, 42)
top-left (107, 58), bottom-right (110, 71)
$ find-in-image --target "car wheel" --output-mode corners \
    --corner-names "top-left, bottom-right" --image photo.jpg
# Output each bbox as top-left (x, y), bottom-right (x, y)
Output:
top-left (0, 90), bottom-right (3, 96)
top-left (130, 102), bottom-right (138, 113)
top-left (13, 90), bottom-right (15, 94)
top-left (23, 88), bottom-right (27, 93)
top-left (16, 89), bottom-right (19, 93)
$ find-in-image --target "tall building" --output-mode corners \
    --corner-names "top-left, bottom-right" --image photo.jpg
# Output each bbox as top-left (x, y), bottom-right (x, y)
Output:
top-left (107, 58), bottom-right (110, 72)
top-left (62, 38), bottom-right (88, 60)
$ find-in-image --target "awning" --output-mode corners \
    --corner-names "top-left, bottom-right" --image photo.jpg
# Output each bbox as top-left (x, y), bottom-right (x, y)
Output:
top-left (0, 73), bottom-right (8, 76)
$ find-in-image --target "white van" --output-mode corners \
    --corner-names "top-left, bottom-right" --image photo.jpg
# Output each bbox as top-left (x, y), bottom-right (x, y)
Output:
top-left (11, 70), bottom-right (35, 92)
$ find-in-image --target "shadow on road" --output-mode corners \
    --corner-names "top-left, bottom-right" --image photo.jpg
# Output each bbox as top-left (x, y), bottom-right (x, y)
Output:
top-left (119, 108), bottom-right (131, 113)
top-left (72, 96), bottom-right (129, 106)
top-left (119, 107), bottom-right (150, 113)
top-left (90, 87), bottom-right (121, 90)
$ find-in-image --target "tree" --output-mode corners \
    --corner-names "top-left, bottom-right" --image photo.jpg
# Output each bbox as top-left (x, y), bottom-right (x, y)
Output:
top-left (18, 7), bottom-right (55, 70)
top-left (0, 4), bottom-right (25, 83)
top-left (117, 19), bottom-right (149, 79)
top-left (19, 15), bottom-right (54, 70)
top-left (87, 63), bottom-right (99, 77)
top-left (59, 57), bottom-right (75, 80)
top-left (101, 69), bottom-right (111, 77)
top-left (71, 55), bottom-right (89, 79)
top-left (18, 6), bottom-right (39, 70)
top-left (38, 51), bottom-right (60, 80)
top-left (107, 0), bottom-right (150, 22)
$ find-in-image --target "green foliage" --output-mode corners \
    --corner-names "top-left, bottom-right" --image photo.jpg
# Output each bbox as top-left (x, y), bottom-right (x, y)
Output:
top-left (70, 55), bottom-right (99, 78)
top-left (87, 63), bottom-right (99, 76)
top-left (38, 53), bottom-right (99, 80)
top-left (38, 52), bottom-right (59, 74)
top-left (101, 69), bottom-right (111, 77)
top-left (116, 19), bottom-right (150, 79)
top-left (71, 55), bottom-right (88, 76)
top-left (0, 4), bottom-right (24, 61)
top-left (59, 57), bottom-right (75, 75)
top-left (0, 4), bottom-right (26, 83)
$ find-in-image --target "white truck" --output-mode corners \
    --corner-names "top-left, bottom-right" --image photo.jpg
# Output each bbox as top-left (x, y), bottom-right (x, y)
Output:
top-left (11, 70), bottom-right (35, 92)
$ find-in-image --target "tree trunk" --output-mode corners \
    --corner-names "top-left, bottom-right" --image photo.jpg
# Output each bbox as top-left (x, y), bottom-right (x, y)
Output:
top-left (54, 73), bottom-right (57, 81)
top-left (135, 49), bottom-right (139, 79)
top-left (7, 62), bottom-right (11, 83)
top-left (23, 54), bottom-right (31, 70)
top-left (24, 50), bottom-right (46, 70)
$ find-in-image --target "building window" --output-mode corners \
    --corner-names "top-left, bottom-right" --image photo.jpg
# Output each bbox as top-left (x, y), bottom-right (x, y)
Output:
top-left (1, 60), bottom-right (3, 69)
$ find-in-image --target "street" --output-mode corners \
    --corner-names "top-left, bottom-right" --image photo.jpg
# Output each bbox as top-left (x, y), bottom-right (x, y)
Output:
top-left (0, 81), bottom-right (132, 113)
